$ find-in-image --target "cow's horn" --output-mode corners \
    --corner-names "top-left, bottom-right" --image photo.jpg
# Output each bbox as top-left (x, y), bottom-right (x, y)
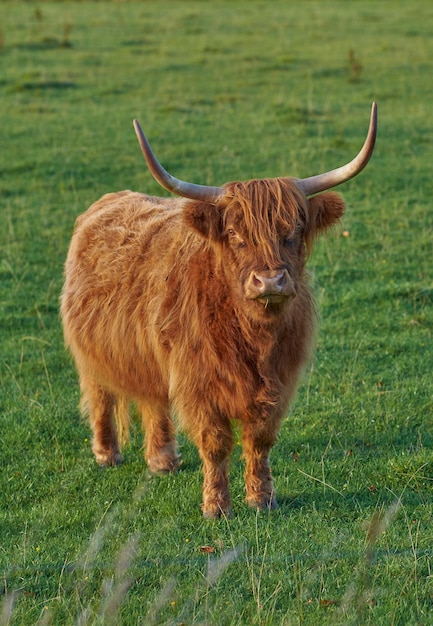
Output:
top-left (133, 119), bottom-right (226, 203)
top-left (295, 102), bottom-right (377, 196)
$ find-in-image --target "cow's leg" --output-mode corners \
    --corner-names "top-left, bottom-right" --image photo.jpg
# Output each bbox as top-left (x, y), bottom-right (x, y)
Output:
top-left (193, 420), bottom-right (233, 519)
top-left (139, 400), bottom-right (180, 474)
top-left (242, 424), bottom-right (278, 510)
top-left (80, 375), bottom-right (123, 467)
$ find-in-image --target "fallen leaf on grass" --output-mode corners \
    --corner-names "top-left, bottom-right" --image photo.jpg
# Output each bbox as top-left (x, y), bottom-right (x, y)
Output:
top-left (199, 546), bottom-right (216, 554)
top-left (320, 599), bottom-right (337, 607)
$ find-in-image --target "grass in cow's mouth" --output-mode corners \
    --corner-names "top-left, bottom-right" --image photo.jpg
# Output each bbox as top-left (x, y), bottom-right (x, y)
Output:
top-left (258, 294), bottom-right (287, 307)
top-left (1, 1), bottom-right (433, 624)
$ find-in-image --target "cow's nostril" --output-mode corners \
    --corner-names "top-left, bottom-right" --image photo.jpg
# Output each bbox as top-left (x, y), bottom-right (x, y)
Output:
top-left (252, 273), bottom-right (265, 289)
top-left (277, 272), bottom-right (287, 289)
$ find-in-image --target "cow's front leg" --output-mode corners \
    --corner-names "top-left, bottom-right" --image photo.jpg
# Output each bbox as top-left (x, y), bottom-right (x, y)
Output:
top-left (242, 424), bottom-right (278, 510)
top-left (193, 420), bottom-right (233, 519)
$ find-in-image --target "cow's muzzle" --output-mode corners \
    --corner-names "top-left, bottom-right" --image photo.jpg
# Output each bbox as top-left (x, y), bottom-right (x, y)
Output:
top-left (245, 269), bottom-right (296, 305)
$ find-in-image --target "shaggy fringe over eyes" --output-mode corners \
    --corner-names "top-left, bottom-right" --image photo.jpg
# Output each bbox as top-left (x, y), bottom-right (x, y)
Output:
top-left (222, 178), bottom-right (309, 265)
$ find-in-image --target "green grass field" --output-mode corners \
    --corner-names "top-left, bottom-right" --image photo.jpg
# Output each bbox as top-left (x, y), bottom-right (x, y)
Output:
top-left (1, 1), bottom-right (432, 624)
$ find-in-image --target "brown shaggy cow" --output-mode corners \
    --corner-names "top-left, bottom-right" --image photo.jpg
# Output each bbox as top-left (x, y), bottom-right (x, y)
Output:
top-left (61, 104), bottom-right (377, 518)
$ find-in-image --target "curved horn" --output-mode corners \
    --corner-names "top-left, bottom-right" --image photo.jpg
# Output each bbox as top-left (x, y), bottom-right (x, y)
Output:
top-left (133, 119), bottom-right (226, 203)
top-left (295, 102), bottom-right (377, 196)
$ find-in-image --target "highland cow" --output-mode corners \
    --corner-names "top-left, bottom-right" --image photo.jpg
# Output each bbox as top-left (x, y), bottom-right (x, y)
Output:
top-left (61, 103), bottom-right (377, 518)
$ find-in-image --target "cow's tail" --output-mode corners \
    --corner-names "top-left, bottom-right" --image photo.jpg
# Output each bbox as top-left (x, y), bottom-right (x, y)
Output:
top-left (115, 396), bottom-right (131, 447)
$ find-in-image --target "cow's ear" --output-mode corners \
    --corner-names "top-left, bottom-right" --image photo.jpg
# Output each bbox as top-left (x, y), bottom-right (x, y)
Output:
top-left (304, 192), bottom-right (345, 253)
top-left (183, 201), bottom-right (223, 240)
top-left (307, 191), bottom-right (346, 233)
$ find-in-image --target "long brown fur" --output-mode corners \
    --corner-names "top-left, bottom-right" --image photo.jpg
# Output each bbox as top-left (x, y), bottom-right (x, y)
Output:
top-left (61, 179), bottom-right (345, 517)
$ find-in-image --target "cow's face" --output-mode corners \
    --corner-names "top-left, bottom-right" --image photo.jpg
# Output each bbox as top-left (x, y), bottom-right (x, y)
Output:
top-left (183, 178), bottom-right (345, 320)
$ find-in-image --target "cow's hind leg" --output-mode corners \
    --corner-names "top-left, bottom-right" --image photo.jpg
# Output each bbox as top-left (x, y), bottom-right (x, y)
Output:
top-left (192, 419), bottom-right (233, 519)
top-left (242, 424), bottom-right (278, 511)
top-left (80, 375), bottom-right (123, 467)
top-left (139, 400), bottom-right (180, 474)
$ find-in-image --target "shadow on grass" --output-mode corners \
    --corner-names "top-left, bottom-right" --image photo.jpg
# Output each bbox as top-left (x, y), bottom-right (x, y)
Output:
top-left (8, 80), bottom-right (76, 93)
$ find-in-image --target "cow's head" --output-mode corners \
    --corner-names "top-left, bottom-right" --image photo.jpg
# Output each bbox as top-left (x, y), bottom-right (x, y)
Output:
top-left (180, 178), bottom-right (346, 320)
top-left (133, 104), bottom-right (377, 319)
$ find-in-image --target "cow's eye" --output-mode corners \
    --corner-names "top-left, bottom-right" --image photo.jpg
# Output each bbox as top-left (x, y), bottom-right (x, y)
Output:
top-left (227, 229), bottom-right (246, 248)
top-left (283, 235), bottom-right (295, 248)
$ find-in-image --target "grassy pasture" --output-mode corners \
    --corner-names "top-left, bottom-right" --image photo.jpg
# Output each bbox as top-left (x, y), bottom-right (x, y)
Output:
top-left (0, 1), bottom-right (432, 623)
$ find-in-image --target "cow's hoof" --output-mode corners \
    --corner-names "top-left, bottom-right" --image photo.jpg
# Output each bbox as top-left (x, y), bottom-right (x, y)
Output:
top-left (202, 503), bottom-right (232, 520)
top-left (94, 449), bottom-right (123, 467)
top-left (147, 450), bottom-right (181, 474)
top-left (246, 494), bottom-right (278, 511)
top-left (146, 446), bottom-right (182, 475)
